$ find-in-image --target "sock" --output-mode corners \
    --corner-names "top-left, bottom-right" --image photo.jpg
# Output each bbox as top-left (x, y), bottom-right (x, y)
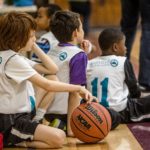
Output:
top-left (33, 108), bottom-right (46, 122)
top-left (50, 118), bottom-right (66, 132)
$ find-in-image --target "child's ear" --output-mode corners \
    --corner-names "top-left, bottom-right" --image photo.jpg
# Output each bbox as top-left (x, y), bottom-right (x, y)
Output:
top-left (72, 29), bottom-right (78, 40)
top-left (112, 43), bottom-right (118, 52)
top-left (73, 28), bottom-right (78, 37)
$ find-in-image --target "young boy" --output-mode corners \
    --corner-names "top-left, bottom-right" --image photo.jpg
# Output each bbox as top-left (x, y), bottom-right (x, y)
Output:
top-left (46, 10), bottom-right (96, 136)
top-left (46, 11), bottom-right (120, 135)
top-left (0, 11), bottom-right (93, 148)
top-left (87, 28), bottom-right (150, 123)
top-left (32, 4), bottom-right (62, 62)
top-left (32, 4), bottom-right (95, 62)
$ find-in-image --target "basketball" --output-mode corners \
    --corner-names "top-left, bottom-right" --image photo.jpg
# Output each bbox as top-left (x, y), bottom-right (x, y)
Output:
top-left (70, 102), bottom-right (112, 143)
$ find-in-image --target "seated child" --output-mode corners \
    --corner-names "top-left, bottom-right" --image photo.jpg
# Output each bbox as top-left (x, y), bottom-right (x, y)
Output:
top-left (87, 28), bottom-right (150, 124)
top-left (46, 11), bottom-right (119, 135)
top-left (32, 4), bottom-right (96, 62)
top-left (0, 11), bottom-right (93, 149)
top-left (32, 4), bottom-right (62, 62)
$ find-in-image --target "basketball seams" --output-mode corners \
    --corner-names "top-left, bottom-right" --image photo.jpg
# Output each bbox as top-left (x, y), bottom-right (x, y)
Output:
top-left (71, 117), bottom-right (102, 142)
top-left (70, 103), bottom-right (111, 143)
top-left (93, 103), bottom-right (111, 132)
top-left (77, 107), bottom-right (105, 137)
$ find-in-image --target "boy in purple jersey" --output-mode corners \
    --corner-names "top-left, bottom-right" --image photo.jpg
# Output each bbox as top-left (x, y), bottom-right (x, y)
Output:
top-left (45, 11), bottom-right (118, 136)
top-left (46, 10), bottom-right (94, 136)
top-left (46, 11), bottom-right (120, 134)
top-left (32, 4), bottom-right (95, 62)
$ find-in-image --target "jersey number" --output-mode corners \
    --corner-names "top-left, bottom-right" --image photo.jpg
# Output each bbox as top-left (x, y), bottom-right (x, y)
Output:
top-left (91, 77), bottom-right (109, 107)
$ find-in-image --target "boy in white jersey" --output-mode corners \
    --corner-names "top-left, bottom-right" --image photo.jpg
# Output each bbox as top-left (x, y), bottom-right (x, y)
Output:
top-left (87, 28), bottom-right (150, 124)
top-left (0, 11), bottom-right (93, 148)
top-left (32, 4), bottom-right (95, 62)
top-left (46, 10), bottom-right (97, 136)
top-left (32, 4), bottom-right (62, 62)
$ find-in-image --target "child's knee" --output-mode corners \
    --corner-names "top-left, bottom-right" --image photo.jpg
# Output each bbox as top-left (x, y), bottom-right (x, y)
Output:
top-left (52, 129), bottom-right (66, 147)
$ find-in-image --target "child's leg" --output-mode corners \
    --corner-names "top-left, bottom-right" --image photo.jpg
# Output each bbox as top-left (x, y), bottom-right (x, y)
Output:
top-left (33, 75), bottom-right (58, 122)
top-left (107, 108), bottom-right (122, 130)
top-left (128, 95), bottom-right (150, 122)
top-left (67, 92), bottom-right (81, 137)
top-left (17, 124), bottom-right (66, 149)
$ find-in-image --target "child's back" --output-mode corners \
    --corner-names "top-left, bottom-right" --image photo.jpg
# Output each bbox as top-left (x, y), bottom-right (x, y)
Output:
top-left (87, 55), bottom-right (128, 111)
top-left (87, 28), bottom-right (150, 125)
top-left (46, 10), bottom-right (88, 136)
top-left (47, 44), bottom-right (85, 114)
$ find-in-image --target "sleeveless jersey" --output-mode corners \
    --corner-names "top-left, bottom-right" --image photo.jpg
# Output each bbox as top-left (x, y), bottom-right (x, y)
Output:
top-left (47, 45), bottom-right (83, 114)
top-left (32, 31), bottom-right (58, 62)
top-left (0, 50), bottom-right (36, 114)
top-left (87, 55), bottom-right (129, 112)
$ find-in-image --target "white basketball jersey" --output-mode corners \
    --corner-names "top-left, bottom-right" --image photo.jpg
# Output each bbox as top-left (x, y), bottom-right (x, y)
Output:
top-left (0, 50), bottom-right (36, 114)
top-left (87, 55), bottom-right (129, 112)
top-left (47, 45), bottom-right (83, 114)
top-left (32, 31), bottom-right (58, 62)
top-left (40, 31), bottom-right (58, 50)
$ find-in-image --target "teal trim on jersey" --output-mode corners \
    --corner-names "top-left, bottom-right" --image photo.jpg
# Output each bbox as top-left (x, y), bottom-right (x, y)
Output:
top-left (30, 96), bottom-right (35, 111)
top-left (91, 78), bottom-right (98, 97)
top-left (100, 78), bottom-right (109, 107)
top-left (59, 52), bottom-right (68, 61)
top-left (91, 77), bottom-right (109, 107)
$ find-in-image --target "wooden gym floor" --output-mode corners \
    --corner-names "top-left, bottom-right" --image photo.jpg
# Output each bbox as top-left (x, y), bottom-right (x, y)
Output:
top-left (4, 29), bottom-right (147, 150)
top-left (3, 124), bottom-right (142, 150)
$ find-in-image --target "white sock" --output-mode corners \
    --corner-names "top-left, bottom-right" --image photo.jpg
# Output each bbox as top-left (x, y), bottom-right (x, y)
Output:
top-left (33, 108), bottom-right (46, 122)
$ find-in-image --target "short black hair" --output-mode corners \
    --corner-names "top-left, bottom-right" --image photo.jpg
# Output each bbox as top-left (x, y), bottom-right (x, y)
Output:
top-left (45, 4), bottom-right (62, 17)
top-left (98, 28), bottom-right (124, 51)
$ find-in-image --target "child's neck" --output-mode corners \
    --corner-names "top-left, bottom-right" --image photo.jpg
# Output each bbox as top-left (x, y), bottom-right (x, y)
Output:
top-left (102, 51), bottom-right (114, 56)
top-left (68, 41), bottom-right (78, 45)
top-left (59, 41), bottom-right (77, 46)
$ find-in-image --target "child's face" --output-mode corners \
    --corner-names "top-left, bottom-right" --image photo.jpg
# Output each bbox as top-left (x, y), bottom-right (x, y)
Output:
top-left (36, 7), bottom-right (50, 31)
top-left (76, 19), bottom-right (84, 44)
top-left (20, 30), bottom-right (36, 52)
top-left (115, 36), bottom-right (127, 56)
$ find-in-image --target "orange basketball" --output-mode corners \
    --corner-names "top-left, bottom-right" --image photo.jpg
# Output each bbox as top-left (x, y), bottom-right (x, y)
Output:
top-left (70, 102), bottom-right (112, 143)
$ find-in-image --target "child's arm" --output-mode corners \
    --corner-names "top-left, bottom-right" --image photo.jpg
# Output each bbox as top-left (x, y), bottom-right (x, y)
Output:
top-left (28, 73), bottom-right (93, 101)
top-left (67, 92), bottom-right (81, 137)
top-left (124, 59), bottom-right (141, 98)
top-left (32, 43), bottom-right (58, 75)
top-left (67, 52), bottom-right (88, 136)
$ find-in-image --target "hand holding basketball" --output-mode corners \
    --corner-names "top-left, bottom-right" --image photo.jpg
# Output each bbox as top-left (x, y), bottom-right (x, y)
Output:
top-left (78, 86), bottom-right (93, 102)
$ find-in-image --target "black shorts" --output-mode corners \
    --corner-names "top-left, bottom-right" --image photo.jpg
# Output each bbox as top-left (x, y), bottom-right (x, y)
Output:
top-left (119, 95), bottom-right (150, 123)
top-left (0, 109), bottom-right (39, 146)
top-left (45, 114), bottom-right (67, 123)
top-left (105, 95), bottom-right (150, 130)
top-left (45, 114), bottom-right (67, 132)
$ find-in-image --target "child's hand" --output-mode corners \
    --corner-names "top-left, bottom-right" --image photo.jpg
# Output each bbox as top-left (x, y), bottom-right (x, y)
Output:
top-left (78, 86), bottom-right (94, 103)
top-left (92, 96), bottom-right (99, 103)
top-left (81, 97), bottom-right (99, 104)
top-left (32, 43), bottom-right (39, 52)
top-left (80, 40), bottom-right (92, 54)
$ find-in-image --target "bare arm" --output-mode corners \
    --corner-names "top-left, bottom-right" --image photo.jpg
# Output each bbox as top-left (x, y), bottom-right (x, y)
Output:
top-left (28, 73), bottom-right (93, 101)
top-left (32, 43), bottom-right (58, 75)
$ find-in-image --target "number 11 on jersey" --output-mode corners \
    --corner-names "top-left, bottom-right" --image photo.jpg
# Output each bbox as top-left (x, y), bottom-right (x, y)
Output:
top-left (91, 77), bottom-right (109, 107)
